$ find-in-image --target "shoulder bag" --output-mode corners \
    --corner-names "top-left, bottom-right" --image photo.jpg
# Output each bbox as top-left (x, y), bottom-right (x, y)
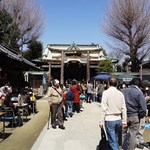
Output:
top-left (99, 128), bottom-right (109, 150)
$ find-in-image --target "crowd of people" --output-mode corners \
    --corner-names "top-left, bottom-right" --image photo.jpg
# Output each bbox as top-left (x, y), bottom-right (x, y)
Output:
top-left (47, 79), bottom-right (82, 130)
top-left (0, 83), bottom-right (37, 127)
top-left (47, 77), bottom-right (150, 150)
top-left (47, 78), bottom-right (98, 130)
top-left (1, 77), bottom-right (150, 149)
top-left (99, 77), bottom-right (150, 150)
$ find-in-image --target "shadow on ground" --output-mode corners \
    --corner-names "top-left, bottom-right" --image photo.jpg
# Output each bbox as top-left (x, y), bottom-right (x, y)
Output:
top-left (0, 99), bottom-right (49, 150)
top-left (0, 133), bottom-right (12, 142)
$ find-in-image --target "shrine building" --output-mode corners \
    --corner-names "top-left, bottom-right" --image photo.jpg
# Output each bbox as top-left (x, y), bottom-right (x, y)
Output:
top-left (42, 42), bottom-right (110, 84)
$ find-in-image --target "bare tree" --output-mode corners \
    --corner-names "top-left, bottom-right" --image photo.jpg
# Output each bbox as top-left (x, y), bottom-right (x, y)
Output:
top-left (109, 50), bottom-right (124, 63)
top-left (103, 0), bottom-right (150, 72)
top-left (0, 0), bottom-right (44, 50)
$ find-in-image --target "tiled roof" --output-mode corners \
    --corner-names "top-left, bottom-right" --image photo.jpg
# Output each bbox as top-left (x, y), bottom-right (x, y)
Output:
top-left (0, 44), bottom-right (40, 70)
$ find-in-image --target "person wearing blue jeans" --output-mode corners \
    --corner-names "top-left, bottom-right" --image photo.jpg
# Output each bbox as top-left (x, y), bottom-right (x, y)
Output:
top-left (66, 101), bottom-right (73, 117)
top-left (99, 77), bottom-right (127, 150)
top-left (65, 88), bottom-right (74, 117)
top-left (105, 120), bottom-right (122, 150)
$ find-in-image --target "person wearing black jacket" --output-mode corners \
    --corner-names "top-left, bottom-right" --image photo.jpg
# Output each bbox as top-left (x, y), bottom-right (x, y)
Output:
top-left (122, 78), bottom-right (147, 150)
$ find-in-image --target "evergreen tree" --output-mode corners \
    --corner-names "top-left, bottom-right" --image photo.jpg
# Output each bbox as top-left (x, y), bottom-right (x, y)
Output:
top-left (0, 9), bottom-right (12, 43)
top-left (23, 40), bottom-right (43, 60)
top-left (0, 9), bottom-right (20, 50)
top-left (97, 60), bottom-right (115, 74)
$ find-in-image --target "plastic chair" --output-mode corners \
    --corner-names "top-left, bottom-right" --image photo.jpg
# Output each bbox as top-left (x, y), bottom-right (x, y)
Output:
top-left (18, 106), bottom-right (29, 123)
top-left (1, 107), bottom-right (17, 129)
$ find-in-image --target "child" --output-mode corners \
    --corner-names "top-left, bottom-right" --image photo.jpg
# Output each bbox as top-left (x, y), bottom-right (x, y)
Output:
top-left (79, 93), bottom-right (86, 109)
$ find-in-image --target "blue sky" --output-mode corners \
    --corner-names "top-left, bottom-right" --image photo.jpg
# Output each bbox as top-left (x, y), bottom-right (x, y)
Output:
top-left (37, 0), bottom-right (109, 51)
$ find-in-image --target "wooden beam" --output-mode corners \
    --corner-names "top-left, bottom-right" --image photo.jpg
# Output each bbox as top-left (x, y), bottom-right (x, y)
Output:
top-left (60, 51), bottom-right (64, 84)
top-left (86, 51), bottom-right (90, 81)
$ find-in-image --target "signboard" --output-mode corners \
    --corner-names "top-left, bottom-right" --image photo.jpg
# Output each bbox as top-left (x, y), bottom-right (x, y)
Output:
top-left (123, 78), bottom-right (132, 82)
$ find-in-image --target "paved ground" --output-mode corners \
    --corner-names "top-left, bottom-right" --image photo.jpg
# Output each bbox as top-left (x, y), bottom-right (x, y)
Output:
top-left (32, 102), bottom-right (101, 150)
top-left (0, 97), bottom-right (150, 150)
top-left (31, 101), bottom-right (150, 150)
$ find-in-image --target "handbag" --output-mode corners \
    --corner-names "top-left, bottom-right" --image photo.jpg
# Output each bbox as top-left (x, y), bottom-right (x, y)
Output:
top-left (138, 109), bottom-right (146, 119)
top-left (99, 128), bottom-right (109, 150)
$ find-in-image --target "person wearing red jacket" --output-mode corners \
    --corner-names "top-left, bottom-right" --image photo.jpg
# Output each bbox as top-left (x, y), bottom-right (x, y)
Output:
top-left (70, 80), bottom-right (80, 113)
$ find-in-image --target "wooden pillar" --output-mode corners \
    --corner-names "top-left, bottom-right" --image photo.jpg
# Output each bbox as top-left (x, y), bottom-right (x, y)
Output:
top-left (60, 51), bottom-right (64, 84)
top-left (86, 51), bottom-right (90, 81)
top-left (48, 62), bottom-right (51, 81)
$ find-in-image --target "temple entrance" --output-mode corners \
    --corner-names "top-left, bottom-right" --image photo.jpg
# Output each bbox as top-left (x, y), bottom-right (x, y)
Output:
top-left (64, 61), bottom-right (86, 81)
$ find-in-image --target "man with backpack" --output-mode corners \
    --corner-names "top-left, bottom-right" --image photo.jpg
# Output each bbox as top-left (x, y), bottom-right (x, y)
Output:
top-left (97, 81), bottom-right (105, 103)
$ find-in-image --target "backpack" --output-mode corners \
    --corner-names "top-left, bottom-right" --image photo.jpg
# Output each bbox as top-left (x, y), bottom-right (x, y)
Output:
top-left (66, 90), bottom-right (74, 101)
top-left (97, 84), bottom-right (105, 96)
